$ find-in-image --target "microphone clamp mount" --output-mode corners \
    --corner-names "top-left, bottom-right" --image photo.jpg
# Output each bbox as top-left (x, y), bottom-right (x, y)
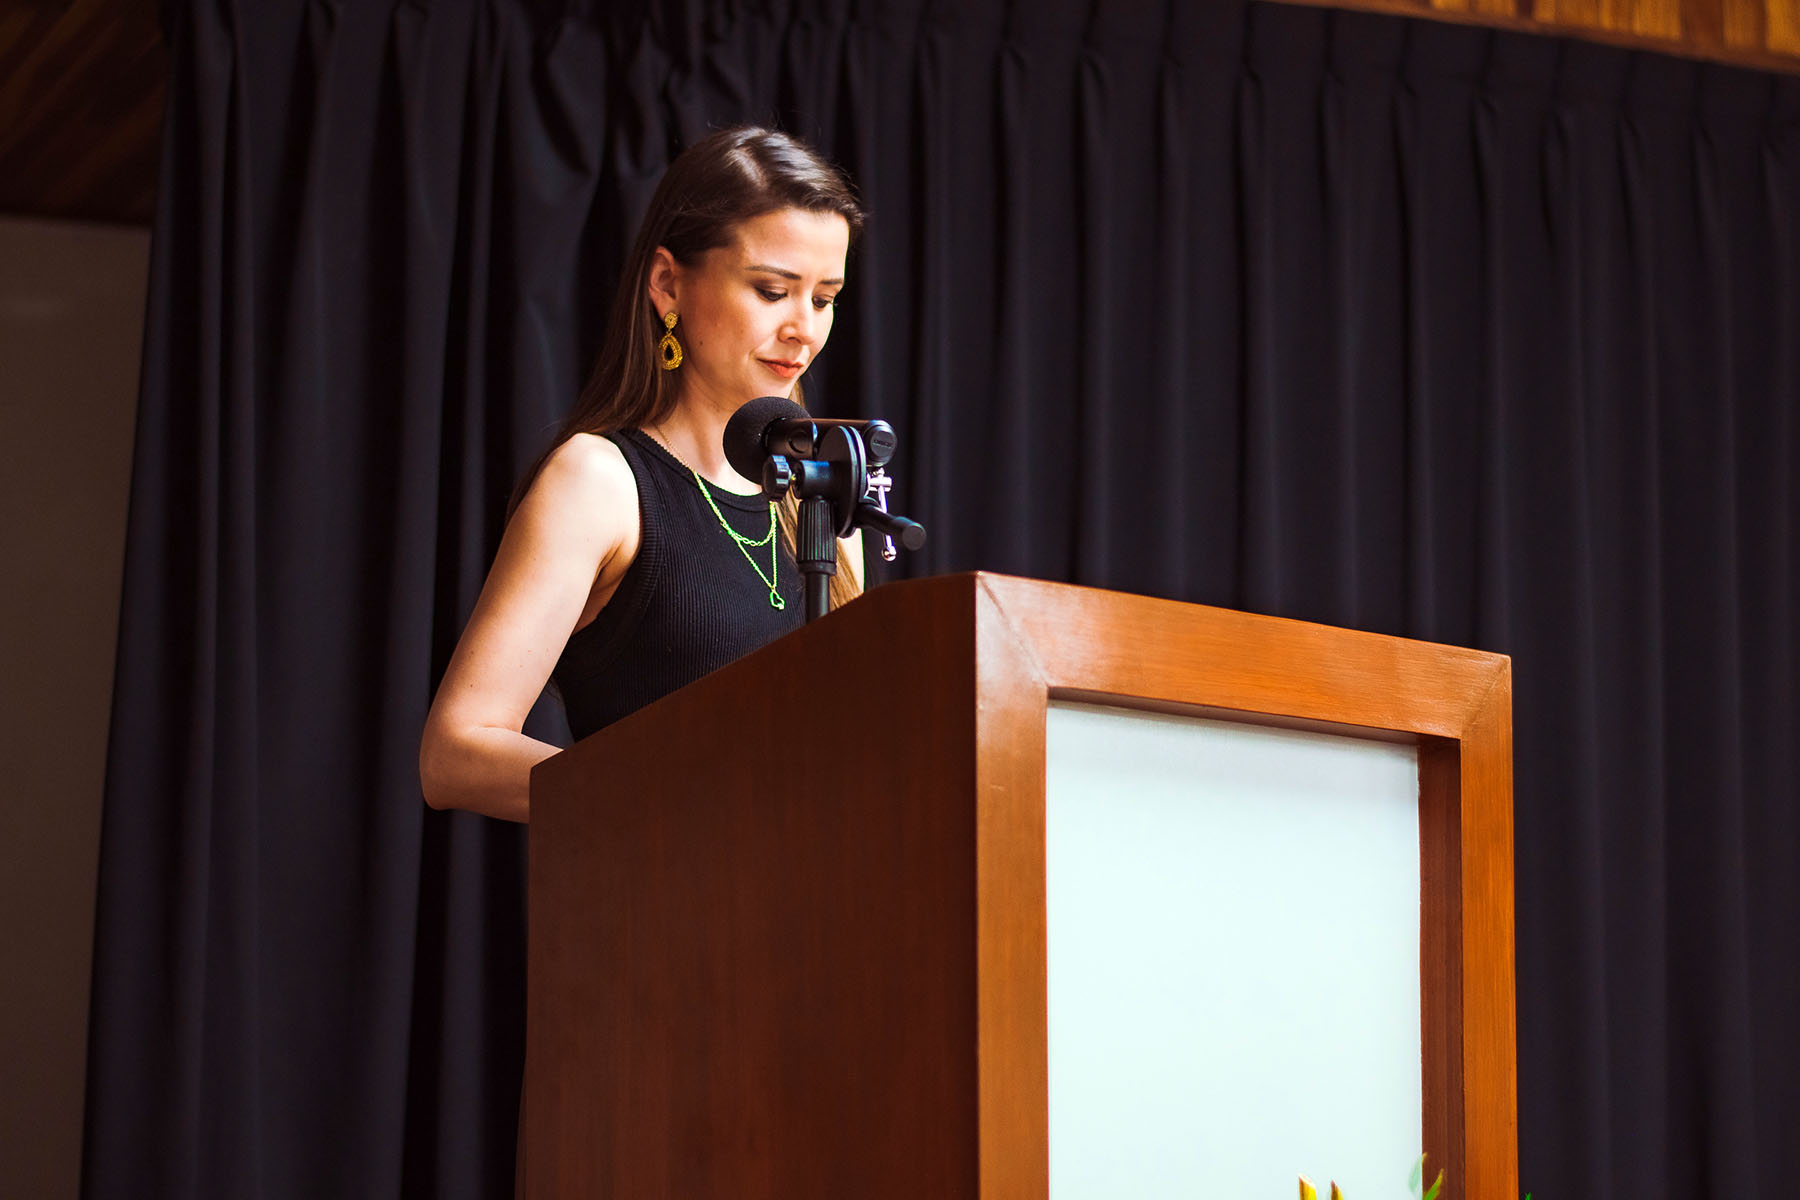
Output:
top-left (724, 399), bottom-right (927, 622)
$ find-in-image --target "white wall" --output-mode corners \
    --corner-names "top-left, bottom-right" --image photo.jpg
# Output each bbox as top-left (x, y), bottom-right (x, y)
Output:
top-left (0, 216), bottom-right (148, 1200)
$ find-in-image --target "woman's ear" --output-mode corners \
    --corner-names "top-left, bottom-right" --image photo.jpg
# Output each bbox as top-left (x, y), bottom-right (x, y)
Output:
top-left (646, 247), bottom-right (680, 317)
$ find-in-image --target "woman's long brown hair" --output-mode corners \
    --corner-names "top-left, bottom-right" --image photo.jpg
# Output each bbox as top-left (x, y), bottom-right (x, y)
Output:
top-left (512, 126), bottom-right (867, 608)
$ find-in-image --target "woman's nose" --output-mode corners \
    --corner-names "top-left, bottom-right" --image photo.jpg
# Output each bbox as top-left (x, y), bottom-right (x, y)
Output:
top-left (783, 303), bottom-right (822, 346)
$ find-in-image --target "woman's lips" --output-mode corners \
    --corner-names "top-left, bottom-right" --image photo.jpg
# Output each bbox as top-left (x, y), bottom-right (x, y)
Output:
top-left (761, 359), bottom-right (804, 379)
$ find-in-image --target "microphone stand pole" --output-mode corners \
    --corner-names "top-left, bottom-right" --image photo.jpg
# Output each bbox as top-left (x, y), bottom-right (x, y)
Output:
top-left (787, 424), bottom-right (865, 625)
top-left (796, 495), bottom-right (838, 624)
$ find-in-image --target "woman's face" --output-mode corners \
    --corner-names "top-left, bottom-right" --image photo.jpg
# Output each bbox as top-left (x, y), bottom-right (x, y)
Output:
top-left (651, 207), bottom-right (851, 415)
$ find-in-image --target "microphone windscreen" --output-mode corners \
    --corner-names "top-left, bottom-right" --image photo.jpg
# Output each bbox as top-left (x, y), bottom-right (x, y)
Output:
top-left (723, 395), bottom-right (808, 480)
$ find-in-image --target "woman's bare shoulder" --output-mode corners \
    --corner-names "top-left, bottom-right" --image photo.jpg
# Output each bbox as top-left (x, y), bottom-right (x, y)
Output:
top-left (522, 432), bottom-right (636, 525)
top-left (542, 431), bottom-right (632, 488)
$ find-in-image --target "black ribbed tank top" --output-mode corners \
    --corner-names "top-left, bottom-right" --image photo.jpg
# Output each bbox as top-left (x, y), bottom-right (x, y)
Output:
top-left (552, 430), bottom-right (802, 742)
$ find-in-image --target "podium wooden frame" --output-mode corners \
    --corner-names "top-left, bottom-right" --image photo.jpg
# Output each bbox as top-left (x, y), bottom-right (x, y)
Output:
top-left (525, 573), bottom-right (1516, 1199)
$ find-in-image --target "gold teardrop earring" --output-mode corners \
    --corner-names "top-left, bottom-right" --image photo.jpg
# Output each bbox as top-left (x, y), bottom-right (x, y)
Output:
top-left (658, 311), bottom-right (683, 370)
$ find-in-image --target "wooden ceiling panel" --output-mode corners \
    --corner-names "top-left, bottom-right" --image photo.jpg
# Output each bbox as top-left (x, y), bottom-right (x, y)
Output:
top-left (1288, 0), bottom-right (1800, 69)
top-left (0, 0), bottom-right (165, 226)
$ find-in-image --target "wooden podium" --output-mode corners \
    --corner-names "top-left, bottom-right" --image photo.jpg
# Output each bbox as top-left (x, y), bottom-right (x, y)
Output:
top-left (523, 573), bottom-right (1516, 1199)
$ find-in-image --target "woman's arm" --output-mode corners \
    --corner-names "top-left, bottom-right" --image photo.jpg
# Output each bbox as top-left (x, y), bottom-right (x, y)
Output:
top-left (419, 435), bottom-right (639, 821)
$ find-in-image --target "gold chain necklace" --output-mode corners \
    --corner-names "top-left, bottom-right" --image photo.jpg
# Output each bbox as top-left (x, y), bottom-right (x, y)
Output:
top-left (645, 427), bottom-right (785, 610)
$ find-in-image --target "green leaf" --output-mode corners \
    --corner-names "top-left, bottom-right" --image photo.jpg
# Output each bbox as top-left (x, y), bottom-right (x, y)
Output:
top-left (1421, 1169), bottom-right (1443, 1200)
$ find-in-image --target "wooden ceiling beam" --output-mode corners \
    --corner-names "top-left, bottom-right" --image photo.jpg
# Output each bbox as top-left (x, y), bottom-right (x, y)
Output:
top-left (1271, 0), bottom-right (1800, 72)
top-left (0, 0), bottom-right (164, 226)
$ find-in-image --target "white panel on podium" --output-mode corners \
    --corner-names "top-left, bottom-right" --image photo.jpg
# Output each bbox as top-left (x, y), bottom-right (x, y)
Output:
top-left (1045, 702), bottom-right (1422, 1198)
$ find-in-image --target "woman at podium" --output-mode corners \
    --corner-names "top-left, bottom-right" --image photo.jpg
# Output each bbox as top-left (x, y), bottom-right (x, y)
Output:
top-left (419, 126), bottom-right (864, 821)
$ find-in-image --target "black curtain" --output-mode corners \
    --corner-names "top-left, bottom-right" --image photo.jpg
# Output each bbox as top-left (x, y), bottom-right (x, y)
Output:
top-left (87, 1), bottom-right (1799, 1196)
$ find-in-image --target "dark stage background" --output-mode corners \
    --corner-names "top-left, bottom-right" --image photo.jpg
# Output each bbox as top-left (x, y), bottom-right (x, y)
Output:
top-left (86, 1), bottom-right (1798, 1197)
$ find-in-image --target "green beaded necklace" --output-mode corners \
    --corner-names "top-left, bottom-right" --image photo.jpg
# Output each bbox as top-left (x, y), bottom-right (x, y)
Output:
top-left (690, 469), bottom-right (785, 610)
top-left (649, 428), bottom-right (785, 610)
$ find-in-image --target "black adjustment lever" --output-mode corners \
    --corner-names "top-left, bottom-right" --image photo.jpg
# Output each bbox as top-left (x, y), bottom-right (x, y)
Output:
top-left (851, 500), bottom-right (926, 552)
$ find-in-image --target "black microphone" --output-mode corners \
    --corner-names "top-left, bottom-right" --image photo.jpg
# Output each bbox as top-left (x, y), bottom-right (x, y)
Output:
top-left (723, 396), bottom-right (899, 480)
top-left (723, 396), bottom-right (808, 480)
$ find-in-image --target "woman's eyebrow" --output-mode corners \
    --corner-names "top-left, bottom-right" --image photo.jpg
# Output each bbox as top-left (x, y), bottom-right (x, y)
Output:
top-left (745, 263), bottom-right (845, 286)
